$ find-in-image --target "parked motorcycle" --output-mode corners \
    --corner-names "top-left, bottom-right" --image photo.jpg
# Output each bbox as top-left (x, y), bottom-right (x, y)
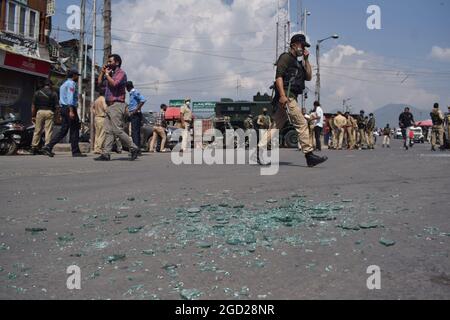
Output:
top-left (0, 113), bottom-right (39, 155)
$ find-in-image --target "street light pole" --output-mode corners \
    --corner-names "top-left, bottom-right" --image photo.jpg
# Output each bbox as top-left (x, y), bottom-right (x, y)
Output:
top-left (315, 34), bottom-right (339, 103)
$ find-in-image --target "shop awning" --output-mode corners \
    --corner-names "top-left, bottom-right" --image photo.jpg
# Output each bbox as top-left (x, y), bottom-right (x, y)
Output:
top-left (416, 120), bottom-right (433, 127)
top-left (0, 48), bottom-right (52, 78)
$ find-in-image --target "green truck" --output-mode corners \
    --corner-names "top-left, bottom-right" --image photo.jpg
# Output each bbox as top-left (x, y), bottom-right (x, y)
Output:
top-left (214, 93), bottom-right (299, 148)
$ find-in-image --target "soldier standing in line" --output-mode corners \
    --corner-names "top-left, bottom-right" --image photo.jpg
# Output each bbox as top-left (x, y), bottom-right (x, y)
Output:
top-left (328, 115), bottom-right (337, 150)
top-left (244, 114), bottom-right (255, 131)
top-left (356, 110), bottom-right (367, 150)
top-left (430, 103), bottom-right (445, 151)
top-left (366, 113), bottom-right (376, 149)
top-left (334, 111), bottom-right (347, 150)
top-left (344, 112), bottom-right (356, 150)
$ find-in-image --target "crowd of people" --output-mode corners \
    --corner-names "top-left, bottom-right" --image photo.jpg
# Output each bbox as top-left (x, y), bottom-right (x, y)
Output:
top-left (28, 46), bottom-right (450, 161)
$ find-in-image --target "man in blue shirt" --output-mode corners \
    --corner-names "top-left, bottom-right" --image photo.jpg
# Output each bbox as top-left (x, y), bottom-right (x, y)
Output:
top-left (42, 69), bottom-right (86, 158)
top-left (126, 81), bottom-right (146, 151)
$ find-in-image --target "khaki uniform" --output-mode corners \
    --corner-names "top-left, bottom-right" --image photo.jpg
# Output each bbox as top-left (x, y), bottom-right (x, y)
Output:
top-left (366, 117), bottom-right (376, 149)
top-left (328, 117), bottom-right (337, 149)
top-left (431, 109), bottom-right (445, 148)
top-left (180, 104), bottom-right (193, 151)
top-left (259, 98), bottom-right (313, 154)
top-left (32, 110), bottom-right (54, 147)
top-left (244, 117), bottom-right (254, 130)
top-left (257, 114), bottom-right (271, 129)
top-left (93, 96), bottom-right (107, 154)
top-left (334, 114), bottom-right (347, 149)
top-left (31, 87), bottom-right (58, 148)
top-left (345, 116), bottom-right (356, 149)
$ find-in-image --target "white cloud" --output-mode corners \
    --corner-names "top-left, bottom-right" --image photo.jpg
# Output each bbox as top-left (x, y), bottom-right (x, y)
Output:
top-left (429, 46), bottom-right (450, 62)
top-left (317, 45), bottom-right (441, 112)
top-left (111, 0), bottom-right (446, 112)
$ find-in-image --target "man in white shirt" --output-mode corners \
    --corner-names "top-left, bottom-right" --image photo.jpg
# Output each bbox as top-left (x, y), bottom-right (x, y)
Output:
top-left (312, 101), bottom-right (324, 151)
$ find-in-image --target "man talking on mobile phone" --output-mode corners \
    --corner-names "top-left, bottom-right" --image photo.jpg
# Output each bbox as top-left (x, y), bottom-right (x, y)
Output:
top-left (258, 34), bottom-right (328, 167)
top-left (95, 54), bottom-right (139, 161)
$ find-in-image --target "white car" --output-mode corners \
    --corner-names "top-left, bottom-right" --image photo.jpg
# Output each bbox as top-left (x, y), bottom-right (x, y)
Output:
top-left (410, 127), bottom-right (425, 143)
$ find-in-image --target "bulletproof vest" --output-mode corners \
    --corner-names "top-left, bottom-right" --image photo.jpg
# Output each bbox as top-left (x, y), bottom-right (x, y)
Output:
top-left (278, 53), bottom-right (306, 96)
top-left (34, 88), bottom-right (56, 111)
top-left (367, 118), bottom-right (375, 130)
top-left (430, 111), bottom-right (443, 126)
top-left (357, 115), bottom-right (366, 129)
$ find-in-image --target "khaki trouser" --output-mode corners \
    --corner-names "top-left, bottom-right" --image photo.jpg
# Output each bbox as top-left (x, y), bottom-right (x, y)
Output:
top-left (308, 125), bottom-right (315, 148)
top-left (94, 116), bottom-right (106, 153)
top-left (431, 125), bottom-right (444, 147)
top-left (181, 122), bottom-right (191, 151)
top-left (32, 110), bottom-right (54, 148)
top-left (383, 135), bottom-right (391, 146)
top-left (103, 102), bottom-right (137, 155)
top-left (331, 129), bottom-right (338, 149)
top-left (259, 98), bottom-right (313, 154)
top-left (336, 128), bottom-right (345, 149)
top-left (358, 129), bottom-right (367, 147)
top-left (346, 127), bottom-right (356, 149)
top-left (149, 126), bottom-right (167, 152)
top-left (367, 130), bottom-right (374, 148)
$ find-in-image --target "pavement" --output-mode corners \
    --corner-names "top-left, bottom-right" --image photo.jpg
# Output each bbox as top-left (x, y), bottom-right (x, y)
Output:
top-left (0, 140), bottom-right (449, 300)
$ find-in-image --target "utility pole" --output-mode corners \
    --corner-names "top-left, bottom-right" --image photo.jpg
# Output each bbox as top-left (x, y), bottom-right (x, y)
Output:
top-left (315, 42), bottom-right (320, 102)
top-left (103, 0), bottom-right (112, 64)
top-left (275, 0), bottom-right (290, 62)
top-left (78, 0), bottom-right (86, 119)
top-left (90, 0), bottom-right (97, 151)
top-left (315, 35), bottom-right (339, 103)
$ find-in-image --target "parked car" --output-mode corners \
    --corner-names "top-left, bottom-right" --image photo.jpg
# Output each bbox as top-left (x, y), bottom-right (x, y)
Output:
top-left (410, 127), bottom-right (425, 143)
top-left (395, 128), bottom-right (403, 139)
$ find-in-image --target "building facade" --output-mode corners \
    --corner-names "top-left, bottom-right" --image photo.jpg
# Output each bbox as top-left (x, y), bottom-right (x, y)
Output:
top-left (0, 0), bottom-right (53, 123)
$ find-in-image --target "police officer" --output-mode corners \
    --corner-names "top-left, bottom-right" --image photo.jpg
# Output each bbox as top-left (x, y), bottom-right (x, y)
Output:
top-left (366, 113), bottom-right (376, 149)
top-left (257, 108), bottom-right (272, 130)
top-left (334, 111), bottom-right (347, 150)
top-left (328, 115), bottom-right (337, 150)
top-left (344, 112), bottom-right (356, 150)
top-left (31, 80), bottom-right (58, 155)
top-left (42, 69), bottom-right (87, 158)
top-left (259, 34), bottom-right (327, 167)
top-left (180, 98), bottom-right (193, 152)
top-left (126, 81), bottom-right (147, 153)
top-left (382, 124), bottom-right (391, 148)
top-left (430, 103), bottom-right (445, 151)
top-left (356, 110), bottom-right (367, 150)
top-left (244, 114), bottom-right (254, 130)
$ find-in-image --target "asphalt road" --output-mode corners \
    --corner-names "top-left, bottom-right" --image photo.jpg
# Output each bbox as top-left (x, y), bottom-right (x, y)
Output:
top-left (0, 140), bottom-right (449, 300)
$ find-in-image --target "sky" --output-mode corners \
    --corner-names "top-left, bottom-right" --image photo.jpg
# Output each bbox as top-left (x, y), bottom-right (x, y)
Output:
top-left (52, 0), bottom-right (450, 113)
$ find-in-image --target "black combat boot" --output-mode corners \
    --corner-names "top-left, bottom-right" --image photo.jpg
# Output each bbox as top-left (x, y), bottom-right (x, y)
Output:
top-left (41, 146), bottom-right (55, 158)
top-left (305, 152), bottom-right (328, 168)
top-left (94, 154), bottom-right (111, 161)
top-left (130, 148), bottom-right (139, 161)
